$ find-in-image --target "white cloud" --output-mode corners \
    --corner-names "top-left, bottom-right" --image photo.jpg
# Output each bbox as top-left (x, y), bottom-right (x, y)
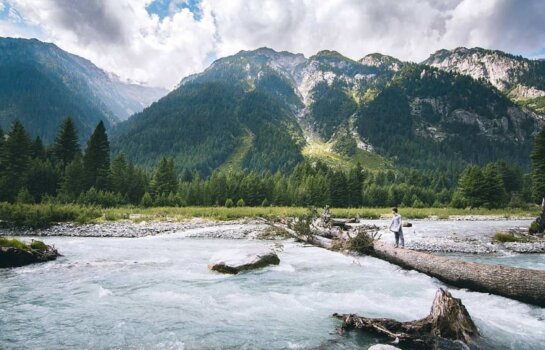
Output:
top-left (1, 0), bottom-right (544, 89)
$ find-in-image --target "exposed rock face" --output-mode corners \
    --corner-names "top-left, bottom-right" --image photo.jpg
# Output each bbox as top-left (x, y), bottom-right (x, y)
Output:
top-left (424, 47), bottom-right (527, 91)
top-left (208, 248), bottom-right (280, 274)
top-left (0, 244), bottom-right (60, 268)
top-left (424, 47), bottom-right (545, 103)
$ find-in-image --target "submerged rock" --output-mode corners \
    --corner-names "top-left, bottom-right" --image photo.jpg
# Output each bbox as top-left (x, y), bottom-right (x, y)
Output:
top-left (0, 242), bottom-right (60, 268)
top-left (208, 248), bottom-right (280, 274)
top-left (368, 345), bottom-right (401, 350)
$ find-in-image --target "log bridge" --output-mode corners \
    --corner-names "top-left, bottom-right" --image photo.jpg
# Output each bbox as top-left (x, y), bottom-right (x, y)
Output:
top-left (274, 221), bottom-right (545, 307)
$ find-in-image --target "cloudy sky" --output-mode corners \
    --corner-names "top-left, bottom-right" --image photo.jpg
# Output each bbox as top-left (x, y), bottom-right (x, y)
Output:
top-left (1, 0), bottom-right (544, 89)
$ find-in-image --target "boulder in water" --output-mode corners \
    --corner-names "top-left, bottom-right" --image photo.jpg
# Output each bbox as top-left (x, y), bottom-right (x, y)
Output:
top-left (0, 240), bottom-right (60, 268)
top-left (208, 248), bottom-right (280, 274)
top-left (368, 345), bottom-right (401, 350)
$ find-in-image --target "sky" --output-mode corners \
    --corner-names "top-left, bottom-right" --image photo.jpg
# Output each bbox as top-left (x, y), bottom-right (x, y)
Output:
top-left (0, 0), bottom-right (544, 89)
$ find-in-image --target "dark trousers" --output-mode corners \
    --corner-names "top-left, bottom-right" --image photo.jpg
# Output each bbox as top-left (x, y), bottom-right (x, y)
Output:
top-left (394, 229), bottom-right (404, 247)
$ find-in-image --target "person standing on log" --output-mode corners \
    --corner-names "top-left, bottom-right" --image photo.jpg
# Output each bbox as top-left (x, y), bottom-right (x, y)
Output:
top-left (389, 207), bottom-right (404, 248)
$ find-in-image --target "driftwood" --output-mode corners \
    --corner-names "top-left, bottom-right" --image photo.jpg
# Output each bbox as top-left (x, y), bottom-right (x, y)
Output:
top-left (372, 241), bottom-right (545, 307)
top-left (275, 216), bottom-right (545, 307)
top-left (334, 288), bottom-right (479, 349)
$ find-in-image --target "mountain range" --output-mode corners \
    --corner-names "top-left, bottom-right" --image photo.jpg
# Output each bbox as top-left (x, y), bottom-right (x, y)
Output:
top-left (0, 37), bottom-right (166, 143)
top-left (1, 37), bottom-right (544, 173)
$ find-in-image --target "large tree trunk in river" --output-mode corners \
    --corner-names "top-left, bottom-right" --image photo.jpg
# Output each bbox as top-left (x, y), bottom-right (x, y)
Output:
top-left (334, 288), bottom-right (479, 349)
top-left (372, 241), bottom-right (545, 307)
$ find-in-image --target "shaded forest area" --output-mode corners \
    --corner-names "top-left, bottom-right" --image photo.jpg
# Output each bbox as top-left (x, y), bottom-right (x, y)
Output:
top-left (0, 118), bottom-right (543, 209)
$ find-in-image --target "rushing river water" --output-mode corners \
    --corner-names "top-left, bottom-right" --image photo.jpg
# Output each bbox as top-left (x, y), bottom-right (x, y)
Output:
top-left (1, 223), bottom-right (545, 349)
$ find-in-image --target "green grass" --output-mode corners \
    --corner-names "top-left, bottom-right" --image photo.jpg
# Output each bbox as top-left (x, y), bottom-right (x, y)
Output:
top-left (302, 139), bottom-right (391, 171)
top-left (0, 203), bottom-right (539, 228)
top-left (0, 236), bottom-right (30, 250)
top-left (217, 129), bottom-right (254, 172)
top-left (492, 232), bottom-right (530, 243)
top-left (0, 236), bottom-right (49, 251)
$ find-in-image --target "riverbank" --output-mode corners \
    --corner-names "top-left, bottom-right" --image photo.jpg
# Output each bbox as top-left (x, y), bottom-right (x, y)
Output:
top-left (0, 203), bottom-right (540, 228)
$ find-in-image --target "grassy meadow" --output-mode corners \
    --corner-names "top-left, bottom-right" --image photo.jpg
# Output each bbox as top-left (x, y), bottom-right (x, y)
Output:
top-left (0, 202), bottom-right (540, 229)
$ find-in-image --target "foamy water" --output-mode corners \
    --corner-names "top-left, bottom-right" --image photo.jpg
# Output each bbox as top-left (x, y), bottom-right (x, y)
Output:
top-left (1, 225), bottom-right (544, 349)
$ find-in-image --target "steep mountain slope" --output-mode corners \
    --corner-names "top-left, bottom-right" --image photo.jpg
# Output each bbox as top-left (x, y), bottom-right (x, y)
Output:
top-left (423, 47), bottom-right (545, 114)
top-left (358, 64), bottom-right (542, 169)
top-left (112, 81), bottom-right (304, 175)
top-left (0, 37), bottom-right (166, 143)
top-left (113, 47), bottom-right (543, 173)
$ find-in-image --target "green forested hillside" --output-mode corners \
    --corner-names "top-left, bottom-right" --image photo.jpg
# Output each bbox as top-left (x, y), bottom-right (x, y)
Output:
top-left (0, 37), bottom-right (166, 143)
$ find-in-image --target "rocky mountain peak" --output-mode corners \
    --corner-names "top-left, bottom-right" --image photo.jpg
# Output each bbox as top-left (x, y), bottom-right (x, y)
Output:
top-left (359, 53), bottom-right (403, 71)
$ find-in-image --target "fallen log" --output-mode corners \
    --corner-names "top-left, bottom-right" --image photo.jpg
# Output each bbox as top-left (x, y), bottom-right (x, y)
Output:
top-left (334, 288), bottom-right (479, 350)
top-left (372, 241), bottom-right (545, 307)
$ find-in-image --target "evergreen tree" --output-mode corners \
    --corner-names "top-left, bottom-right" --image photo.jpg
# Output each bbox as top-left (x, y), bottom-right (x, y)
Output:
top-left (0, 121), bottom-right (32, 201)
top-left (482, 164), bottom-right (507, 208)
top-left (31, 137), bottom-right (47, 160)
top-left (110, 153), bottom-right (129, 195)
top-left (52, 118), bottom-right (81, 168)
top-left (531, 127), bottom-right (545, 203)
top-left (59, 156), bottom-right (86, 200)
top-left (26, 158), bottom-right (59, 201)
top-left (457, 165), bottom-right (487, 207)
top-left (83, 121), bottom-right (110, 190)
top-left (151, 157), bottom-right (178, 195)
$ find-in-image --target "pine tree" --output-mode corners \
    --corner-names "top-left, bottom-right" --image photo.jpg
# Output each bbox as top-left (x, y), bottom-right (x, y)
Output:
top-left (151, 157), bottom-right (178, 195)
top-left (531, 127), bottom-right (545, 203)
top-left (83, 121), bottom-right (110, 190)
top-left (457, 165), bottom-right (487, 207)
top-left (31, 137), bottom-right (47, 160)
top-left (482, 164), bottom-right (507, 208)
top-left (110, 153), bottom-right (129, 195)
top-left (59, 156), bottom-right (86, 200)
top-left (0, 121), bottom-right (32, 201)
top-left (52, 118), bottom-right (81, 168)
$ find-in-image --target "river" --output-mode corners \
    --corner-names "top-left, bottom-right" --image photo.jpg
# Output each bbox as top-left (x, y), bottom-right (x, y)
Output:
top-left (1, 222), bottom-right (544, 349)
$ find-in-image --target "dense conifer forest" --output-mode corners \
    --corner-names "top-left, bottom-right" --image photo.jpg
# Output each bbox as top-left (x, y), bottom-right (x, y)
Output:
top-left (1, 118), bottom-right (543, 209)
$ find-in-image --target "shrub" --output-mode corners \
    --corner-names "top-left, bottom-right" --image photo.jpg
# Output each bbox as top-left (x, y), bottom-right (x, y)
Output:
top-left (16, 188), bottom-right (35, 204)
top-left (492, 232), bottom-right (521, 243)
top-left (236, 198), bottom-right (245, 207)
top-left (30, 240), bottom-right (48, 251)
top-left (140, 192), bottom-right (153, 208)
top-left (529, 221), bottom-right (539, 234)
top-left (261, 198), bottom-right (270, 207)
top-left (347, 229), bottom-right (378, 254)
top-left (225, 198), bottom-right (234, 208)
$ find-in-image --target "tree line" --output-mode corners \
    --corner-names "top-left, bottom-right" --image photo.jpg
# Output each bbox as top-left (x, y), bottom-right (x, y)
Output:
top-left (0, 118), bottom-right (543, 208)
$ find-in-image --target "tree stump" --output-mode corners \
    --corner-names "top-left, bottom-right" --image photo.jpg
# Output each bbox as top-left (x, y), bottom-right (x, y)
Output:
top-left (333, 288), bottom-right (479, 349)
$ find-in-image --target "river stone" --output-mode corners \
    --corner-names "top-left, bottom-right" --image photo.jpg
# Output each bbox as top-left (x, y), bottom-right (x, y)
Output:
top-left (368, 345), bottom-right (401, 350)
top-left (208, 248), bottom-right (280, 274)
top-left (0, 245), bottom-right (60, 268)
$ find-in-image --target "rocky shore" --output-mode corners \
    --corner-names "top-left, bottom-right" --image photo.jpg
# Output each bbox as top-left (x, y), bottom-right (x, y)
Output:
top-left (0, 219), bottom-right (269, 239)
top-left (2, 217), bottom-right (544, 255)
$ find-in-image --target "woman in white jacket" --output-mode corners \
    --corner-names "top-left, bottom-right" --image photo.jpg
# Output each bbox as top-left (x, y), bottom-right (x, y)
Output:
top-left (389, 207), bottom-right (404, 248)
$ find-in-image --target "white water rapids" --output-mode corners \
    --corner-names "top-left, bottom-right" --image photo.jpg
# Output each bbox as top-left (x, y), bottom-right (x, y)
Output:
top-left (1, 222), bottom-right (544, 349)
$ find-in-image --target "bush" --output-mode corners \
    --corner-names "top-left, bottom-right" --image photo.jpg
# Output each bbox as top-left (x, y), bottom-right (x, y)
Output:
top-left (140, 192), bottom-right (153, 208)
top-left (225, 198), bottom-right (234, 208)
top-left (492, 232), bottom-right (522, 243)
top-left (0, 203), bottom-right (100, 228)
top-left (347, 229), bottom-right (377, 254)
top-left (30, 240), bottom-right (48, 251)
top-left (261, 198), bottom-right (270, 207)
top-left (529, 221), bottom-right (539, 234)
top-left (16, 188), bottom-right (35, 204)
top-left (236, 198), bottom-right (245, 207)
